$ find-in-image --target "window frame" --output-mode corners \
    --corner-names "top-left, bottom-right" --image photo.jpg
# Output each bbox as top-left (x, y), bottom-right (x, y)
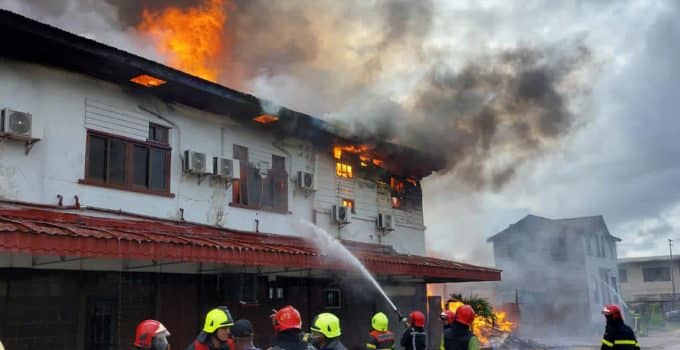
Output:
top-left (80, 130), bottom-right (174, 197)
top-left (642, 266), bottom-right (671, 282)
top-left (342, 198), bottom-right (356, 214)
top-left (230, 146), bottom-right (289, 214)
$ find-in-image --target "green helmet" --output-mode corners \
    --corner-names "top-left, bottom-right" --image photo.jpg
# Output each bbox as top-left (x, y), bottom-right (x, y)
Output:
top-left (371, 312), bottom-right (389, 332)
top-left (311, 312), bottom-right (342, 338)
top-left (203, 306), bottom-right (235, 333)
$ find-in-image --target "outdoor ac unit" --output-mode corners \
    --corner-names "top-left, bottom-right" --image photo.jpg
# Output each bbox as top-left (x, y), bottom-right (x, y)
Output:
top-left (332, 205), bottom-right (350, 224)
top-left (297, 171), bottom-right (314, 190)
top-left (183, 150), bottom-right (208, 174)
top-left (213, 157), bottom-right (240, 179)
top-left (377, 213), bottom-right (394, 231)
top-left (1, 108), bottom-right (32, 139)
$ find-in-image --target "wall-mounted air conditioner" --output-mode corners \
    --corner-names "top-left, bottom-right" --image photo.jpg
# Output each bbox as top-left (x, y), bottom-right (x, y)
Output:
top-left (183, 150), bottom-right (208, 174)
top-left (377, 213), bottom-right (394, 231)
top-left (297, 171), bottom-right (315, 190)
top-left (332, 205), bottom-right (351, 224)
top-left (1, 108), bottom-right (32, 139)
top-left (213, 157), bottom-right (240, 179)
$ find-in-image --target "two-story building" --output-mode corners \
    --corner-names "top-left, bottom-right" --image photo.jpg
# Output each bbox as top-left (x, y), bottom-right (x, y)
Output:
top-left (487, 214), bottom-right (621, 335)
top-left (619, 255), bottom-right (680, 310)
top-left (0, 10), bottom-right (500, 350)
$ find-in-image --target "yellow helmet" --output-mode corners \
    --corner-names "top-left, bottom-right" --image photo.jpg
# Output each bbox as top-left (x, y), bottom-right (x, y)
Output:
top-left (371, 312), bottom-right (389, 332)
top-left (311, 312), bottom-right (342, 338)
top-left (203, 306), bottom-right (235, 333)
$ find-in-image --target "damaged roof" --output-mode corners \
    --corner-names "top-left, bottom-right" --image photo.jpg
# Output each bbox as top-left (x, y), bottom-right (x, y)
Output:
top-left (0, 204), bottom-right (500, 283)
top-left (487, 214), bottom-right (621, 242)
top-left (0, 10), bottom-right (444, 178)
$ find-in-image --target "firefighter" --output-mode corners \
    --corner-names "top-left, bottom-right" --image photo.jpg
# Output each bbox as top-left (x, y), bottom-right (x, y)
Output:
top-left (134, 320), bottom-right (171, 350)
top-left (309, 312), bottom-right (347, 350)
top-left (442, 305), bottom-right (479, 350)
top-left (399, 311), bottom-right (426, 350)
top-left (367, 312), bottom-right (395, 350)
top-left (268, 305), bottom-right (315, 350)
top-left (601, 304), bottom-right (640, 350)
top-left (438, 310), bottom-right (455, 350)
top-left (187, 306), bottom-right (235, 350)
top-left (232, 319), bottom-right (263, 350)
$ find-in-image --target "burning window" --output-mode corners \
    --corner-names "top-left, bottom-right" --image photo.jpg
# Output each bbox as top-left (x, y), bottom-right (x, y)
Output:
top-left (253, 114), bottom-right (279, 124)
top-left (130, 74), bottom-right (166, 87)
top-left (342, 199), bottom-right (355, 213)
top-left (388, 177), bottom-right (422, 211)
top-left (336, 162), bottom-right (353, 178)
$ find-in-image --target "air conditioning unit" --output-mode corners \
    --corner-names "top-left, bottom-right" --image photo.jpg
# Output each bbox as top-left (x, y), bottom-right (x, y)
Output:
top-left (377, 213), bottom-right (394, 231)
top-left (213, 157), bottom-right (240, 179)
top-left (183, 150), bottom-right (208, 174)
top-left (332, 205), bottom-right (350, 224)
top-left (297, 171), bottom-right (314, 190)
top-left (1, 108), bottom-right (32, 139)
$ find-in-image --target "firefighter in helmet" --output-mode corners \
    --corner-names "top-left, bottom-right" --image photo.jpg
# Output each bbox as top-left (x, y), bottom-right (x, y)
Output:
top-left (601, 304), bottom-right (640, 350)
top-left (187, 306), bottom-right (235, 350)
top-left (268, 305), bottom-right (316, 350)
top-left (134, 320), bottom-right (171, 350)
top-left (438, 310), bottom-right (455, 350)
top-left (442, 305), bottom-right (479, 350)
top-left (309, 312), bottom-right (347, 350)
top-left (367, 312), bottom-right (395, 350)
top-left (399, 311), bottom-right (426, 350)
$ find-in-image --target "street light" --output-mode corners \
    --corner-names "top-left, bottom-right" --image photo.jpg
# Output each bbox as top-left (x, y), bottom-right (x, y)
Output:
top-left (670, 239), bottom-right (676, 308)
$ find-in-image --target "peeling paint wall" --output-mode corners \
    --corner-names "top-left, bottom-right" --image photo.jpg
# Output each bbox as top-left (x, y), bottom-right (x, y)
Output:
top-left (0, 59), bottom-right (426, 255)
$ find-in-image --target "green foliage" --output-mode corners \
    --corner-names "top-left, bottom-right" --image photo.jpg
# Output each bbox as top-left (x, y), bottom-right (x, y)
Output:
top-left (450, 293), bottom-right (496, 323)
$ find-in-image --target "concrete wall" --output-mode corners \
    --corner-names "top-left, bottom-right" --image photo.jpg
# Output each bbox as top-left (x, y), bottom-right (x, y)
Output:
top-left (0, 59), bottom-right (426, 255)
top-left (619, 259), bottom-right (680, 302)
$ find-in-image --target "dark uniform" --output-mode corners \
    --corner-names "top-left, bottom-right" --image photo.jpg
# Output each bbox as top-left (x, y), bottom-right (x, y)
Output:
top-left (268, 330), bottom-right (316, 350)
top-left (601, 318), bottom-right (640, 350)
top-left (442, 323), bottom-right (479, 350)
top-left (400, 327), bottom-right (426, 350)
top-left (186, 332), bottom-right (232, 350)
top-left (316, 338), bottom-right (347, 350)
top-left (367, 329), bottom-right (395, 350)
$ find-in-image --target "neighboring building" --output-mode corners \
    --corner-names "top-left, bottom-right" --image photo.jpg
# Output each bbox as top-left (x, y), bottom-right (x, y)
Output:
top-left (0, 10), bottom-right (500, 350)
top-left (619, 256), bottom-right (680, 309)
top-left (487, 214), bottom-right (621, 335)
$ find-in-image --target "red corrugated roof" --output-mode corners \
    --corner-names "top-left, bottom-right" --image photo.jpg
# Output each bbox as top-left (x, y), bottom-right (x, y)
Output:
top-left (0, 206), bottom-right (500, 282)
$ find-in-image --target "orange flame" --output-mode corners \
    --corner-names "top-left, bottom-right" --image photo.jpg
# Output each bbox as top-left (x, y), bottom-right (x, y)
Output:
top-left (138, 0), bottom-right (228, 82)
top-left (447, 301), bottom-right (516, 345)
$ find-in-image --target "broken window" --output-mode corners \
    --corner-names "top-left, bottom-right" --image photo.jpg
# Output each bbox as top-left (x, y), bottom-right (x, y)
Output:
top-left (336, 162), bottom-right (353, 178)
top-left (84, 130), bottom-right (171, 195)
top-left (389, 177), bottom-right (422, 211)
top-left (231, 146), bottom-right (288, 213)
top-left (342, 199), bottom-right (355, 213)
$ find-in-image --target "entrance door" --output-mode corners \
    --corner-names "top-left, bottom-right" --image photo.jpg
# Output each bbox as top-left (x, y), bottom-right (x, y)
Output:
top-left (85, 298), bottom-right (117, 350)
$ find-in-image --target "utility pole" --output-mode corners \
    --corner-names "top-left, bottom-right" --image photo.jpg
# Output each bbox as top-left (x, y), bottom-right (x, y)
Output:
top-left (670, 239), bottom-right (676, 308)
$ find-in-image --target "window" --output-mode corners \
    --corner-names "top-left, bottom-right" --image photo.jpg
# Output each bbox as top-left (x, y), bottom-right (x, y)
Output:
top-left (268, 287), bottom-right (285, 300)
top-left (389, 177), bottom-right (422, 210)
top-left (643, 267), bottom-right (671, 282)
top-left (336, 162), bottom-right (353, 178)
top-left (619, 269), bottom-right (628, 283)
top-left (231, 145), bottom-right (288, 213)
top-left (83, 130), bottom-right (171, 195)
top-left (148, 123), bottom-right (169, 144)
top-left (342, 199), bottom-right (355, 213)
top-left (586, 235), bottom-right (592, 256)
top-left (551, 235), bottom-right (568, 261)
top-left (324, 289), bottom-right (341, 309)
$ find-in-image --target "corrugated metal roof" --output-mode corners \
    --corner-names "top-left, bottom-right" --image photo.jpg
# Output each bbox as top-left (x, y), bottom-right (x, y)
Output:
top-left (0, 206), bottom-right (500, 282)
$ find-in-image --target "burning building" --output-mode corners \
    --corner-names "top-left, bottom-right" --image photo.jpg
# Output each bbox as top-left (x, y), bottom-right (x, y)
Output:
top-left (0, 10), bottom-right (500, 350)
top-left (488, 214), bottom-right (621, 336)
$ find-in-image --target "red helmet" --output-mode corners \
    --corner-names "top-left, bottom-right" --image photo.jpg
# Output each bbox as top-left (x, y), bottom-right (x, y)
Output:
top-left (272, 305), bottom-right (302, 333)
top-left (455, 305), bottom-right (475, 326)
top-left (602, 304), bottom-right (622, 320)
top-left (134, 320), bottom-right (170, 349)
top-left (439, 310), bottom-right (455, 325)
top-left (408, 311), bottom-right (426, 327)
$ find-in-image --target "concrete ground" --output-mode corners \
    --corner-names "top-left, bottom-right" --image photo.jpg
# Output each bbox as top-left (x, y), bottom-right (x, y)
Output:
top-left (527, 328), bottom-right (680, 349)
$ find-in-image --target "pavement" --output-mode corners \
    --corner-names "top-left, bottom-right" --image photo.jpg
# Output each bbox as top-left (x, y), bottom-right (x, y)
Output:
top-left (527, 328), bottom-right (680, 350)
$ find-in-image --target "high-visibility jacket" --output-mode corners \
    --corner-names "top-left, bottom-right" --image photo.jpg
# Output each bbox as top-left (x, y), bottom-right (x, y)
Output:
top-left (366, 329), bottom-right (396, 350)
top-left (600, 320), bottom-right (640, 350)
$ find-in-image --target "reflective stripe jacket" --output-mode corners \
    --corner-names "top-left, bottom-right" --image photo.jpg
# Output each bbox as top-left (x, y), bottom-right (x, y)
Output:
top-left (400, 327), bottom-right (426, 350)
top-left (367, 330), bottom-right (396, 350)
top-left (601, 319), bottom-right (640, 350)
